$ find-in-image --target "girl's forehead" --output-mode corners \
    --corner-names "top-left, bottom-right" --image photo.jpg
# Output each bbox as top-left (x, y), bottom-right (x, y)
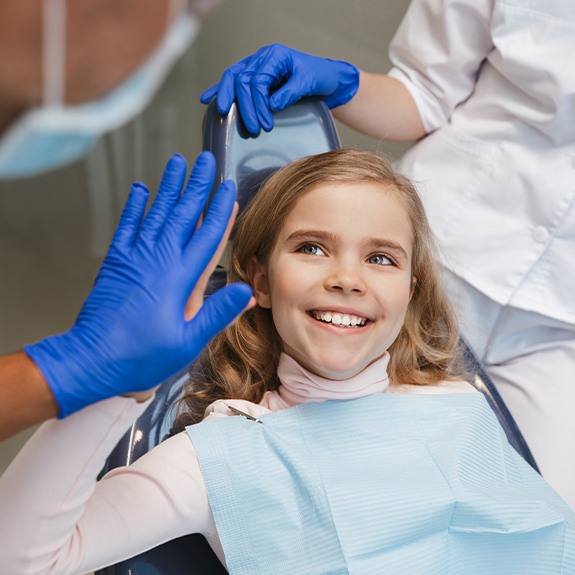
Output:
top-left (288, 180), bottom-right (410, 219)
top-left (296, 178), bottom-right (403, 202)
top-left (278, 180), bottom-right (414, 249)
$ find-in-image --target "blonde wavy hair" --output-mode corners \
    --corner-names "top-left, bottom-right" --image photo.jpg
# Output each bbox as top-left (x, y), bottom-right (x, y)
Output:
top-left (175, 148), bottom-right (464, 427)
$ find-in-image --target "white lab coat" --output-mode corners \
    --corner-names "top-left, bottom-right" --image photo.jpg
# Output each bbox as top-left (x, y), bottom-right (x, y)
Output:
top-left (388, 0), bottom-right (575, 324)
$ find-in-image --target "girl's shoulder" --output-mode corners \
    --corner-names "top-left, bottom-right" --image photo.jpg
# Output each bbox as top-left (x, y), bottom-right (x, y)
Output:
top-left (386, 379), bottom-right (477, 395)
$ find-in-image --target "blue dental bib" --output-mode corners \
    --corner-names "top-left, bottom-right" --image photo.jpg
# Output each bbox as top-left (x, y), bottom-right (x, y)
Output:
top-left (187, 393), bottom-right (575, 574)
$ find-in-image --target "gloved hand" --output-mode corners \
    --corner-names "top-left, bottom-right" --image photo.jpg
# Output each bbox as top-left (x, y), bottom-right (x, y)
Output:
top-left (24, 152), bottom-right (253, 417)
top-left (201, 43), bottom-right (359, 135)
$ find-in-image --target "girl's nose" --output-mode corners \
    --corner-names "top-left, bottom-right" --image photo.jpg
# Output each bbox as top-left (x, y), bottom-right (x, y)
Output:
top-left (325, 264), bottom-right (367, 294)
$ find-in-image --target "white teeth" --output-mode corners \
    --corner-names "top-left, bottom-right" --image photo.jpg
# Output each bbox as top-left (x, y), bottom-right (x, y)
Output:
top-left (313, 311), bottom-right (367, 327)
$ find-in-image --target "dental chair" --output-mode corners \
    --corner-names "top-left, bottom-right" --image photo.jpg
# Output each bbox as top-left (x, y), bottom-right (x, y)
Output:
top-left (96, 98), bottom-right (538, 575)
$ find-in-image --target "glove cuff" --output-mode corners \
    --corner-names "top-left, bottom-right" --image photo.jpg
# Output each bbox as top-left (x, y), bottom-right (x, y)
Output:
top-left (324, 61), bottom-right (360, 109)
top-left (24, 330), bottom-right (99, 418)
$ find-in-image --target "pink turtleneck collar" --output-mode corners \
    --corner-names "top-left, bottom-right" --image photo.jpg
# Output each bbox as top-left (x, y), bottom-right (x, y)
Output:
top-left (261, 352), bottom-right (391, 411)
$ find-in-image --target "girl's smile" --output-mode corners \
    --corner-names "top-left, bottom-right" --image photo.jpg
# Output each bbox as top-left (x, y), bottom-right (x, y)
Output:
top-left (310, 308), bottom-right (370, 328)
top-left (250, 180), bottom-right (415, 380)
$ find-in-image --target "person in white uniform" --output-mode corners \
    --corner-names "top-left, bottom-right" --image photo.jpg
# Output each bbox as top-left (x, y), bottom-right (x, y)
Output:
top-left (200, 0), bottom-right (575, 509)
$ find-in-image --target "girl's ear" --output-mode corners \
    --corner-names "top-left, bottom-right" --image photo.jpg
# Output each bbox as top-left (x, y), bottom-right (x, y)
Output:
top-left (246, 256), bottom-right (272, 309)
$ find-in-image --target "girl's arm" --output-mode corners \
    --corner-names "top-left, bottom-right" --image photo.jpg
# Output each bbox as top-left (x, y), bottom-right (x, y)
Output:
top-left (0, 397), bottom-right (214, 575)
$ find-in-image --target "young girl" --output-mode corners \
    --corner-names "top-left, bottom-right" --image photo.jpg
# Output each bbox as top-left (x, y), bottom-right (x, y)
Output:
top-left (0, 149), bottom-right (573, 574)
top-left (175, 146), bottom-right (464, 427)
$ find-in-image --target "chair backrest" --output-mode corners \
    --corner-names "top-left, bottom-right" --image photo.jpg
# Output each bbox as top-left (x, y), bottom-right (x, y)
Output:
top-left (203, 96), bottom-right (342, 212)
top-left (97, 97), bottom-right (537, 575)
top-left (462, 341), bottom-right (538, 470)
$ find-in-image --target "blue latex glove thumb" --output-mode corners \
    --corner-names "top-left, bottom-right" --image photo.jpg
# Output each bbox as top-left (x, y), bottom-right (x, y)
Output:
top-left (200, 43), bottom-right (359, 135)
top-left (24, 152), bottom-right (253, 417)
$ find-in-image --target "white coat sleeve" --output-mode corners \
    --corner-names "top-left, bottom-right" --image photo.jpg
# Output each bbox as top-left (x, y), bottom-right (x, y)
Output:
top-left (0, 397), bottom-right (214, 575)
top-left (388, 0), bottom-right (495, 132)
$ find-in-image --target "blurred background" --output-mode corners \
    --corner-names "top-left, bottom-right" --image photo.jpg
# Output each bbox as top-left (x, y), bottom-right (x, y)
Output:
top-left (0, 0), bottom-right (411, 475)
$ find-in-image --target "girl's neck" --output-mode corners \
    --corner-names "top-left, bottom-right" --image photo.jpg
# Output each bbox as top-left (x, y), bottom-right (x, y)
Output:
top-left (262, 352), bottom-right (391, 410)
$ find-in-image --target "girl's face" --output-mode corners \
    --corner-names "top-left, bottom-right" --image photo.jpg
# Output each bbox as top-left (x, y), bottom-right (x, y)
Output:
top-left (251, 181), bottom-right (415, 380)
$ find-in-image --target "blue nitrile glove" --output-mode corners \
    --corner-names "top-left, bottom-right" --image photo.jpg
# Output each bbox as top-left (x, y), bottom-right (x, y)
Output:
top-left (24, 152), bottom-right (253, 417)
top-left (200, 43), bottom-right (359, 135)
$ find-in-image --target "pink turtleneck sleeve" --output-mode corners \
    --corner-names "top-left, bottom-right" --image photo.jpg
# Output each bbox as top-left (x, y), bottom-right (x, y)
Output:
top-left (0, 354), bottom-right (474, 574)
top-left (0, 396), bottom-right (224, 574)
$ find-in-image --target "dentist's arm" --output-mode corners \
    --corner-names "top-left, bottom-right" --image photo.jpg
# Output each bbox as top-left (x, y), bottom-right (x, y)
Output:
top-left (0, 352), bottom-right (58, 439)
top-left (332, 70), bottom-right (425, 141)
top-left (200, 43), bottom-right (425, 140)
top-left (1, 152), bottom-right (253, 441)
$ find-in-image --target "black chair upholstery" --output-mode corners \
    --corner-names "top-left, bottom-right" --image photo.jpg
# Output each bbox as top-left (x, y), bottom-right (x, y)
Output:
top-left (97, 98), bottom-right (537, 575)
top-left (462, 341), bottom-right (538, 470)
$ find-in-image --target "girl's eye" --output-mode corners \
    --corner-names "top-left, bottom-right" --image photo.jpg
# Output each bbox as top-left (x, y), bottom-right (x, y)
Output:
top-left (368, 253), bottom-right (394, 266)
top-left (299, 243), bottom-right (326, 256)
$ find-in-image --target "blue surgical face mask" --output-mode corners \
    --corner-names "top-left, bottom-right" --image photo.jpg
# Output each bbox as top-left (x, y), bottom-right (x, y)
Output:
top-left (0, 14), bottom-right (198, 179)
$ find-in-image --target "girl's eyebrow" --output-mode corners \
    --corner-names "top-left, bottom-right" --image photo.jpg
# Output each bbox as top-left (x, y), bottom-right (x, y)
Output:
top-left (363, 237), bottom-right (410, 261)
top-left (285, 229), bottom-right (410, 261)
top-left (285, 229), bottom-right (338, 244)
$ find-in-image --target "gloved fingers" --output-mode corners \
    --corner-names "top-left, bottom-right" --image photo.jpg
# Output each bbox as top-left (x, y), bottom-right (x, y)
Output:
top-left (234, 72), bottom-right (264, 135)
top-left (268, 74), bottom-right (310, 112)
top-left (215, 67), bottom-right (241, 114)
top-left (160, 163), bottom-right (235, 293)
top-left (156, 159), bottom-right (220, 284)
top-left (158, 151), bottom-right (217, 248)
top-left (206, 54), bottom-right (257, 115)
top-left (182, 151), bottom-right (217, 207)
top-left (252, 87), bottom-right (275, 133)
top-left (236, 45), bottom-right (285, 133)
top-left (267, 50), bottom-right (325, 111)
top-left (139, 154), bottom-right (188, 243)
top-left (225, 50), bottom-right (269, 134)
top-left (184, 282), bottom-right (254, 354)
top-left (265, 50), bottom-right (306, 113)
top-left (201, 45), bottom-right (294, 133)
top-left (179, 179), bottom-right (237, 276)
top-left (184, 200), bottom-right (238, 321)
top-left (109, 183), bottom-right (150, 252)
top-left (164, 152), bottom-right (218, 247)
top-left (206, 47), bottom-right (274, 134)
top-left (200, 82), bottom-right (219, 105)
